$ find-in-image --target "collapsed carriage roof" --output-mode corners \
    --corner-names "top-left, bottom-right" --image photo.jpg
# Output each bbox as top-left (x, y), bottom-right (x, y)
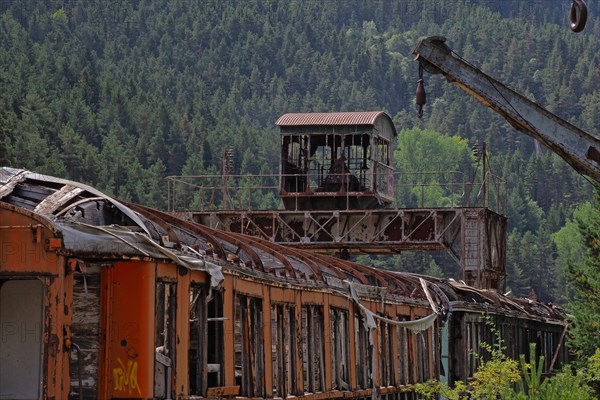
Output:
top-left (0, 167), bottom-right (566, 323)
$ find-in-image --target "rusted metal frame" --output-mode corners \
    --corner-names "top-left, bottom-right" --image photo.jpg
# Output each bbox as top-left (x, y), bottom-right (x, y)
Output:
top-left (273, 212), bottom-right (306, 242)
top-left (238, 212), bottom-right (274, 240)
top-left (435, 210), bottom-right (461, 245)
top-left (132, 204), bottom-right (228, 260)
top-left (216, 229), bottom-right (296, 277)
top-left (242, 236), bottom-right (333, 281)
top-left (330, 256), bottom-right (390, 289)
top-left (370, 269), bottom-right (418, 296)
top-left (403, 210), bottom-right (436, 242)
top-left (313, 255), bottom-right (371, 285)
top-left (125, 202), bottom-right (182, 248)
top-left (369, 210), bottom-right (404, 242)
top-left (303, 212), bottom-right (338, 242)
top-left (332, 212), bottom-right (373, 244)
top-left (195, 227), bottom-right (269, 273)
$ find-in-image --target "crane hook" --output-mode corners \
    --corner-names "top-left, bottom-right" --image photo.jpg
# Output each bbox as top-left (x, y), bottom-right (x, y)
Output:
top-left (570, 0), bottom-right (587, 32)
top-left (416, 62), bottom-right (426, 118)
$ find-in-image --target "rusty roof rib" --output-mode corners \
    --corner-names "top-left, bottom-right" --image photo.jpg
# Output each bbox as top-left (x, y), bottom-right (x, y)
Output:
top-left (127, 203), bottom-right (228, 260)
top-left (125, 202), bottom-right (182, 248)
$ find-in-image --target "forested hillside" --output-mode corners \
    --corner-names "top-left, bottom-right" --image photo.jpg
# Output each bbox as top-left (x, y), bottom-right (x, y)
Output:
top-left (1, 0), bottom-right (599, 302)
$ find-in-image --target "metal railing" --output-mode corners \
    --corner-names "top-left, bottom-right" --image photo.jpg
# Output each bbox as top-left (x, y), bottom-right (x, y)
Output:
top-left (165, 170), bottom-right (507, 214)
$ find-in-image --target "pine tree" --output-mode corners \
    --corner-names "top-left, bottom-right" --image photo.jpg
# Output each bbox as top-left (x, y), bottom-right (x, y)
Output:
top-left (564, 188), bottom-right (600, 359)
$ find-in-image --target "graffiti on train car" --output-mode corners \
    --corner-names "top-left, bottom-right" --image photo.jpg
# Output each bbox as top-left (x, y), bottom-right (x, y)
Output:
top-left (113, 357), bottom-right (142, 395)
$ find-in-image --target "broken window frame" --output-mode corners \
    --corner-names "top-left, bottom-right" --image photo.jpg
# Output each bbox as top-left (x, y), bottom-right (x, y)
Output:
top-left (354, 311), bottom-right (372, 389)
top-left (234, 294), bottom-right (265, 397)
top-left (188, 284), bottom-right (225, 396)
top-left (155, 280), bottom-right (177, 399)
top-left (302, 304), bottom-right (325, 393)
top-left (330, 307), bottom-right (350, 391)
top-left (271, 302), bottom-right (297, 398)
top-left (378, 318), bottom-right (395, 387)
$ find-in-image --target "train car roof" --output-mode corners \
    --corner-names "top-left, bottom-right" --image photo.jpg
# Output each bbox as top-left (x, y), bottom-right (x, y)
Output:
top-left (0, 167), bottom-right (566, 323)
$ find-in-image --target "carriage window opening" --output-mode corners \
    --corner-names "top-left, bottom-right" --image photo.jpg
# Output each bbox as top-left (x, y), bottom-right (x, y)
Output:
top-left (397, 325), bottom-right (409, 385)
top-left (330, 308), bottom-right (350, 390)
top-left (406, 324), bottom-right (416, 384)
top-left (354, 312), bottom-right (372, 389)
top-left (415, 331), bottom-right (424, 382)
top-left (302, 305), bottom-right (325, 393)
top-left (379, 320), bottom-right (395, 387)
top-left (235, 294), bottom-right (265, 397)
top-left (155, 281), bottom-right (177, 399)
top-left (271, 304), bottom-right (297, 397)
top-left (415, 330), bottom-right (431, 382)
top-left (189, 285), bottom-right (224, 396)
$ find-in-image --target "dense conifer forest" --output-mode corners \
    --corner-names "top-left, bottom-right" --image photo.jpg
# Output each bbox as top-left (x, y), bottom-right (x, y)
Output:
top-left (1, 0), bottom-right (599, 305)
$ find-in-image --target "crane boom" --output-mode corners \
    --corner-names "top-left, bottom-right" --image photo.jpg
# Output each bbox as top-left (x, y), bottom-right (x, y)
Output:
top-left (412, 36), bottom-right (600, 183)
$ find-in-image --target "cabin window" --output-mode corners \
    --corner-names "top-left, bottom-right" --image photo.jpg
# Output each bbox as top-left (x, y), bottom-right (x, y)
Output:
top-left (330, 307), bottom-right (350, 390)
top-left (155, 281), bottom-right (177, 399)
top-left (235, 294), bottom-right (265, 397)
top-left (189, 285), bottom-right (224, 396)
top-left (354, 312), bottom-right (372, 388)
top-left (302, 305), bottom-right (325, 393)
top-left (373, 137), bottom-right (390, 165)
top-left (379, 319), bottom-right (395, 387)
top-left (282, 135), bottom-right (309, 192)
top-left (271, 303), bottom-right (297, 397)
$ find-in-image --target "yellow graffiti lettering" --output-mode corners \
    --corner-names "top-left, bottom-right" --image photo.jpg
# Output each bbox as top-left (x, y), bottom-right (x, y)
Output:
top-left (113, 357), bottom-right (142, 396)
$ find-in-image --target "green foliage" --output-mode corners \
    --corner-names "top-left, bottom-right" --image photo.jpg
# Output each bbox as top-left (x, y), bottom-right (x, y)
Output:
top-left (393, 128), bottom-right (473, 208)
top-left (0, 0), bottom-right (598, 301)
top-left (415, 316), bottom-right (521, 399)
top-left (562, 189), bottom-right (600, 363)
top-left (416, 330), bottom-right (597, 400)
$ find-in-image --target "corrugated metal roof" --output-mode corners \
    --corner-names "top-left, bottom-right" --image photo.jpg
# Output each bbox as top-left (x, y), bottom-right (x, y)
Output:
top-left (276, 111), bottom-right (391, 127)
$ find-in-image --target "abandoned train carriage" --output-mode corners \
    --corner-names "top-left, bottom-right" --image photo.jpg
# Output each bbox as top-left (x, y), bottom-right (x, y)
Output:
top-left (0, 167), bottom-right (568, 400)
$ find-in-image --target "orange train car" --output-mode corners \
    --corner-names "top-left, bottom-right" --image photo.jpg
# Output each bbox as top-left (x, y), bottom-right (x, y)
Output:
top-left (0, 167), bottom-right (568, 400)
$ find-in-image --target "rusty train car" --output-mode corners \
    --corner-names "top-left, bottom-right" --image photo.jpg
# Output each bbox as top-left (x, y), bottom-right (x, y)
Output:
top-left (0, 167), bottom-right (568, 400)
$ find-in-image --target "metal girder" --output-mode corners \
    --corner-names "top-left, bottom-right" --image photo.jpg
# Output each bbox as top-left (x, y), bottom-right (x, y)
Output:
top-left (179, 207), bottom-right (506, 290)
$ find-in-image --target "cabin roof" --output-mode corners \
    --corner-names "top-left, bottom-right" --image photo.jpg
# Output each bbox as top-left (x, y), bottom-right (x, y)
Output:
top-left (276, 111), bottom-right (397, 136)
